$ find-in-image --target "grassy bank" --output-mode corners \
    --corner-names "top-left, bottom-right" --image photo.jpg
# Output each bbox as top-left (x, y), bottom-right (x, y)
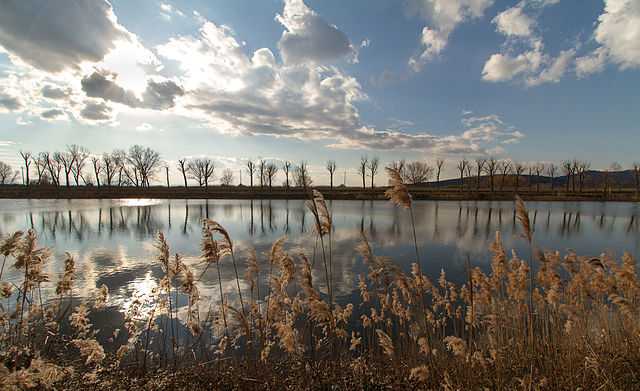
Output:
top-left (1, 182), bottom-right (639, 390)
top-left (1, 183), bottom-right (639, 201)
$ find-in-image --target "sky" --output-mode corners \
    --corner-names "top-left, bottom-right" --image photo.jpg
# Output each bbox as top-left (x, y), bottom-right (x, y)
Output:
top-left (0, 0), bottom-right (638, 185)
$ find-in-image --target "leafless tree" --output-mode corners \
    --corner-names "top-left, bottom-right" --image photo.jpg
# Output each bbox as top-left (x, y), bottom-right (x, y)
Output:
top-left (358, 156), bottom-right (368, 189)
top-left (386, 160), bottom-right (406, 179)
top-left (534, 163), bottom-right (545, 192)
top-left (177, 159), bottom-right (188, 187)
top-left (34, 153), bottom-right (48, 184)
top-left (258, 159), bottom-right (266, 187)
top-left (53, 150), bottom-right (74, 187)
top-left (67, 144), bottom-right (89, 185)
top-left (294, 161), bottom-right (312, 189)
top-left (633, 162), bottom-right (640, 197)
top-left (19, 151), bottom-right (31, 186)
top-left (436, 159), bottom-right (445, 185)
top-left (546, 163), bottom-right (557, 190)
top-left (265, 162), bottom-right (278, 189)
top-left (283, 161), bottom-right (292, 188)
top-left (474, 158), bottom-right (486, 191)
top-left (188, 158), bottom-right (215, 187)
top-left (123, 145), bottom-right (161, 187)
top-left (484, 157), bottom-right (498, 192)
top-left (246, 160), bottom-right (256, 188)
top-left (404, 161), bottom-right (433, 184)
top-left (112, 150), bottom-right (127, 186)
top-left (562, 160), bottom-right (573, 192)
top-left (368, 157), bottom-right (380, 188)
top-left (165, 166), bottom-right (170, 187)
top-left (577, 161), bottom-right (591, 192)
top-left (220, 168), bottom-right (234, 186)
top-left (0, 161), bottom-right (18, 184)
top-left (43, 152), bottom-right (61, 186)
top-left (514, 163), bottom-right (526, 192)
top-left (91, 156), bottom-right (102, 187)
top-left (499, 160), bottom-right (512, 190)
top-left (326, 160), bottom-right (337, 189)
top-left (456, 159), bottom-right (468, 191)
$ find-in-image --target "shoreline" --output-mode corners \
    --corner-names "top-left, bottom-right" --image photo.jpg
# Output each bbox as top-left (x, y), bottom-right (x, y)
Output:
top-left (1, 184), bottom-right (638, 202)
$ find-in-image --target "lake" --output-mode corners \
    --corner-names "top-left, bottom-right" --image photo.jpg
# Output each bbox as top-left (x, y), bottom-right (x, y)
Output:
top-left (1, 198), bottom-right (639, 317)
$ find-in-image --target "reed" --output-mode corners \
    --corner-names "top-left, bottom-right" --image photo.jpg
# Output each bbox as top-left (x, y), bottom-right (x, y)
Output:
top-left (0, 193), bottom-right (639, 390)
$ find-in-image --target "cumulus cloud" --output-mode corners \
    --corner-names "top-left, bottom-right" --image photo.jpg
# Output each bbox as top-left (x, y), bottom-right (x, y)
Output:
top-left (276, 0), bottom-right (356, 64)
top-left (492, 6), bottom-right (535, 37)
top-left (575, 0), bottom-right (640, 77)
top-left (40, 108), bottom-right (67, 120)
top-left (81, 69), bottom-right (184, 110)
top-left (155, 13), bottom-right (520, 155)
top-left (407, 0), bottom-right (495, 71)
top-left (0, 0), bottom-right (130, 73)
top-left (0, 90), bottom-right (22, 112)
top-left (80, 101), bottom-right (113, 121)
top-left (41, 85), bottom-right (72, 100)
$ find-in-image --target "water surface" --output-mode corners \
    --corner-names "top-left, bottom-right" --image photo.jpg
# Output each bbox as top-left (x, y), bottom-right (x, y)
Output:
top-left (1, 199), bottom-right (638, 315)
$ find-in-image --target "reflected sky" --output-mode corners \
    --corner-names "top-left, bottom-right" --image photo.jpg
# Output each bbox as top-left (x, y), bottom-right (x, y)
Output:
top-left (1, 199), bottom-right (639, 318)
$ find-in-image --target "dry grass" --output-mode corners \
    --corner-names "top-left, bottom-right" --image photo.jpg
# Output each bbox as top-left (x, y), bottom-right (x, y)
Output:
top-left (1, 192), bottom-right (639, 390)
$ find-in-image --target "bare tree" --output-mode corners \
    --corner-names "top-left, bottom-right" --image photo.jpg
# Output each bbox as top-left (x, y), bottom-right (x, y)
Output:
top-left (484, 157), bottom-right (498, 192)
top-left (358, 156), bottom-right (368, 189)
top-left (91, 156), bottom-right (102, 187)
top-left (577, 161), bottom-right (591, 192)
top-left (546, 163), bottom-right (557, 190)
top-left (68, 144), bottom-right (89, 185)
top-left (283, 161), bottom-right (292, 188)
top-left (258, 159), bottom-right (266, 188)
top-left (387, 160), bottom-right (406, 180)
top-left (19, 151), bottom-right (31, 186)
top-left (0, 161), bottom-right (18, 184)
top-left (188, 158), bottom-right (215, 187)
top-left (123, 145), bottom-right (161, 187)
top-left (633, 162), bottom-right (640, 197)
top-left (514, 163), bottom-right (526, 192)
top-left (534, 163), bottom-right (545, 192)
top-left (165, 166), bottom-right (170, 187)
top-left (265, 162), bottom-right (278, 189)
top-left (43, 152), bottom-right (61, 186)
top-left (177, 159), bottom-right (188, 187)
top-left (294, 161), bottom-right (312, 189)
top-left (220, 168), bottom-right (234, 186)
top-left (499, 160), bottom-right (512, 190)
top-left (456, 159), bottom-right (468, 191)
top-left (326, 160), bottom-right (337, 189)
top-left (474, 158), bottom-right (486, 191)
top-left (34, 153), bottom-right (48, 184)
top-left (246, 160), bottom-right (256, 188)
top-left (436, 159), bottom-right (445, 185)
top-left (404, 161), bottom-right (433, 184)
top-left (53, 150), bottom-right (74, 187)
top-left (562, 160), bottom-right (573, 192)
top-left (368, 157), bottom-right (380, 188)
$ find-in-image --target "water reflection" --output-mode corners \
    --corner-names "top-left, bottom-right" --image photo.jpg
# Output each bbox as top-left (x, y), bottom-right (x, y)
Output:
top-left (1, 199), bottom-right (639, 317)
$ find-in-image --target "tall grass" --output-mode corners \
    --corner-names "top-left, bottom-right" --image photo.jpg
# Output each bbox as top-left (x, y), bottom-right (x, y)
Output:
top-left (0, 192), bottom-right (639, 390)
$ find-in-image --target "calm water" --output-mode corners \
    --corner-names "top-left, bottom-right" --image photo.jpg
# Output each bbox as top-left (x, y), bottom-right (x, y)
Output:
top-left (1, 199), bottom-right (639, 315)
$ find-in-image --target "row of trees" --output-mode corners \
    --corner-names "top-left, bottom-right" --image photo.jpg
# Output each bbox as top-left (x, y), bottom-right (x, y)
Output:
top-left (9, 145), bottom-right (162, 187)
top-left (3, 147), bottom-right (640, 194)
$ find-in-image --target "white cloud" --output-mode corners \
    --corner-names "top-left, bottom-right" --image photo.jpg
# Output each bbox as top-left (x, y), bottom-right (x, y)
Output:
top-left (492, 6), bottom-right (535, 38)
top-left (160, 2), bottom-right (185, 21)
top-left (0, 89), bottom-right (22, 112)
top-left (276, 0), bottom-right (356, 65)
top-left (0, 0), bottom-right (130, 73)
top-left (578, 0), bottom-right (640, 76)
top-left (407, 0), bottom-right (495, 71)
top-left (481, 50), bottom-right (543, 82)
top-left (575, 47), bottom-right (608, 78)
top-left (135, 122), bottom-right (161, 132)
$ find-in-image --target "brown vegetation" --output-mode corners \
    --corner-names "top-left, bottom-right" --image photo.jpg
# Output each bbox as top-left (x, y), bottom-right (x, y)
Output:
top-left (1, 185), bottom-right (639, 390)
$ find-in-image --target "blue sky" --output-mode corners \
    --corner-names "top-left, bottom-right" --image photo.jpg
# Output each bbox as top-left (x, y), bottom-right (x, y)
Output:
top-left (0, 0), bottom-right (638, 184)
